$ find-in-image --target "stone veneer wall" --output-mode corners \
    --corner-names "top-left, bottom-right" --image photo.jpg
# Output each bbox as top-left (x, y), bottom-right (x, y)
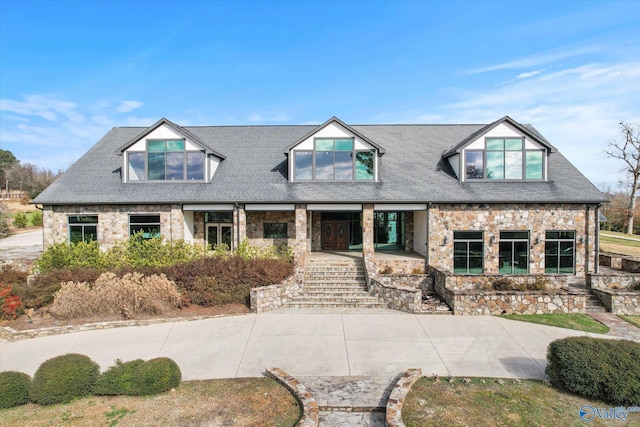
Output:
top-left (245, 211), bottom-right (296, 248)
top-left (599, 253), bottom-right (623, 269)
top-left (430, 266), bottom-right (586, 315)
top-left (376, 258), bottom-right (426, 275)
top-left (43, 204), bottom-right (184, 249)
top-left (588, 273), bottom-right (640, 290)
top-left (369, 275), bottom-right (431, 313)
top-left (249, 274), bottom-right (304, 313)
top-left (428, 203), bottom-right (597, 275)
top-left (592, 289), bottom-right (640, 315)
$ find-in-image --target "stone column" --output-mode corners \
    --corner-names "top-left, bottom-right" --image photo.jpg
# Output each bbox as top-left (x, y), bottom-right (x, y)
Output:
top-left (233, 204), bottom-right (247, 249)
top-left (362, 204), bottom-right (374, 258)
top-left (169, 204), bottom-right (184, 242)
top-left (294, 204), bottom-right (307, 268)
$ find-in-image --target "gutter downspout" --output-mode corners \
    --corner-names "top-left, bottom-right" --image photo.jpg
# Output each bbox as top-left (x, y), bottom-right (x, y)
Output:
top-left (426, 204), bottom-right (431, 268)
top-left (595, 203), bottom-right (601, 274)
top-left (585, 205), bottom-right (590, 275)
top-left (235, 203), bottom-right (241, 251)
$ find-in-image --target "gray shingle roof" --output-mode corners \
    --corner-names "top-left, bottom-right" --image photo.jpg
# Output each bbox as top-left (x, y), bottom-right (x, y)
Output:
top-left (34, 119), bottom-right (607, 205)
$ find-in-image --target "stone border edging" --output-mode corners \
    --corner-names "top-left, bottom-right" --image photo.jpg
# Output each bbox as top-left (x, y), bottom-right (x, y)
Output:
top-left (385, 368), bottom-right (422, 427)
top-left (265, 367), bottom-right (319, 427)
top-left (0, 312), bottom-right (246, 342)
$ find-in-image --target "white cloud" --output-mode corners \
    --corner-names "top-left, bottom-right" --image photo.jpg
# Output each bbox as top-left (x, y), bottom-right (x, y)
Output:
top-left (464, 45), bottom-right (598, 74)
top-left (516, 70), bottom-right (543, 79)
top-left (0, 95), bottom-right (82, 122)
top-left (247, 112), bottom-right (291, 124)
top-left (115, 100), bottom-right (144, 113)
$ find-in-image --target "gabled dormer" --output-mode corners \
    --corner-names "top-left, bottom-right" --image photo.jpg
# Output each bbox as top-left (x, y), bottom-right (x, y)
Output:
top-left (442, 116), bottom-right (556, 182)
top-left (117, 118), bottom-right (226, 183)
top-left (285, 116), bottom-right (385, 182)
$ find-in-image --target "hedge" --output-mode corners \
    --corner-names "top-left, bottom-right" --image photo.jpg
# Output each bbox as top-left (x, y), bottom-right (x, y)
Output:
top-left (30, 354), bottom-right (100, 405)
top-left (0, 371), bottom-right (31, 409)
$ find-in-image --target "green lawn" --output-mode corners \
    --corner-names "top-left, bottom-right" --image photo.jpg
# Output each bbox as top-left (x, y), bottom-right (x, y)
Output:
top-left (403, 377), bottom-right (639, 427)
top-left (501, 313), bottom-right (609, 334)
top-left (619, 315), bottom-right (640, 329)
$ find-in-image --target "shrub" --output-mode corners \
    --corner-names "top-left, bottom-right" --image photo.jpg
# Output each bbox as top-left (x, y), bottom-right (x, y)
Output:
top-left (546, 337), bottom-right (640, 406)
top-left (131, 357), bottom-right (181, 395)
top-left (380, 266), bottom-right (393, 275)
top-left (13, 212), bottom-right (27, 228)
top-left (0, 204), bottom-right (9, 238)
top-left (0, 283), bottom-right (23, 320)
top-left (0, 264), bottom-right (29, 286)
top-left (30, 354), bottom-right (100, 405)
top-left (411, 266), bottom-right (425, 274)
top-left (15, 268), bottom-right (101, 309)
top-left (36, 241), bottom-right (106, 273)
top-left (31, 210), bottom-right (43, 226)
top-left (0, 371), bottom-right (31, 409)
top-left (95, 359), bottom-right (146, 396)
top-left (50, 272), bottom-right (183, 320)
top-left (492, 278), bottom-right (513, 290)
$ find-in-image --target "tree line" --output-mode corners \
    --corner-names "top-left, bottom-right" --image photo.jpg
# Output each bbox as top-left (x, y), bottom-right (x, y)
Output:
top-left (0, 149), bottom-right (64, 199)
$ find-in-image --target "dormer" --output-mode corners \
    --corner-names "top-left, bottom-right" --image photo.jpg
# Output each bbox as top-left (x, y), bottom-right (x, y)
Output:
top-left (117, 118), bottom-right (225, 183)
top-left (285, 116), bottom-right (385, 182)
top-left (442, 116), bottom-right (556, 182)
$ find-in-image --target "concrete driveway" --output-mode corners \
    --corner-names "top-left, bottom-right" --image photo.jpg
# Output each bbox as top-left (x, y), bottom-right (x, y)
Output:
top-left (0, 228), bottom-right (43, 261)
top-left (0, 308), bottom-right (596, 380)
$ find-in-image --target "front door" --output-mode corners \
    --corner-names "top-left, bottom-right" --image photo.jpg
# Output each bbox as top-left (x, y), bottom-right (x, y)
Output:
top-left (206, 223), bottom-right (233, 250)
top-left (322, 221), bottom-right (348, 250)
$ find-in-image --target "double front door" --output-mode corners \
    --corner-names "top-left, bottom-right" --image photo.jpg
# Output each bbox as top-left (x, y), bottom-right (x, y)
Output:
top-left (322, 220), bottom-right (348, 250)
top-left (206, 223), bottom-right (232, 250)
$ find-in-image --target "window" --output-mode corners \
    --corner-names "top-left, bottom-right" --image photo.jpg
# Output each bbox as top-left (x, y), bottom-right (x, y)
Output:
top-left (374, 212), bottom-right (405, 250)
top-left (263, 223), bottom-right (288, 239)
top-left (127, 140), bottom-right (205, 181)
top-left (68, 215), bottom-right (98, 243)
top-left (545, 231), bottom-right (575, 274)
top-left (204, 212), bottom-right (233, 223)
top-left (453, 231), bottom-right (483, 274)
top-left (465, 138), bottom-right (544, 180)
top-left (293, 138), bottom-right (375, 181)
top-left (129, 214), bottom-right (161, 239)
top-left (499, 231), bottom-right (529, 274)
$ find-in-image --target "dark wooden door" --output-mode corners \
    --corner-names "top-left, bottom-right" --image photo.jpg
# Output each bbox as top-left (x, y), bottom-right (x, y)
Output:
top-left (322, 221), bottom-right (348, 250)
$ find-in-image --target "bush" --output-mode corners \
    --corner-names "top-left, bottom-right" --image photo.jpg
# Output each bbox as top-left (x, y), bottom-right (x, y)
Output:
top-left (132, 357), bottom-right (181, 395)
top-left (0, 371), bottom-right (31, 409)
top-left (31, 210), bottom-right (43, 226)
top-left (0, 264), bottom-right (29, 286)
top-left (0, 283), bottom-right (23, 320)
top-left (36, 241), bottom-right (106, 273)
top-left (13, 212), bottom-right (27, 228)
top-left (546, 337), bottom-right (640, 406)
top-left (94, 359), bottom-right (146, 396)
top-left (96, 357), bottom-right (180, 396)
top-left (30, 353), bottom-right (100, 405)
top-left (50, 272), bottom-right (184, 320)
top-left (15, 268), bottom-right (101, 309)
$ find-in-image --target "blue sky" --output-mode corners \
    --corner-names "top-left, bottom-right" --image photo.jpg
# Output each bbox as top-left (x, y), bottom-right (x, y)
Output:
top-left (1, 0), bottom-right (639, 188)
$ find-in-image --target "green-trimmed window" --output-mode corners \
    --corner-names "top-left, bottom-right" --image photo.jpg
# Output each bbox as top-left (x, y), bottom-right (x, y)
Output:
top-left (293, 138), bottom-right (375, 181)
top-left (466, 138), bottom-right (544, 180)
top-left (263, 223), bottom-right (288, 239)
top-left (545, 231), bottom-right (575, 274)
top-left (499, 231), bottom-right (529, 274)
top-left (127, 140), bottom-right (205, 181)
top-left (453, 231), bottom-right (484, 274)
top-left (129, 214), bottom-right (161, 239)
top-left (68, 215), bottom-right (98, 243)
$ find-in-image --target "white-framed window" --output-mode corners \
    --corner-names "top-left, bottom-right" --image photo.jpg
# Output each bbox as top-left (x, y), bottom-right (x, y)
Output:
top-left (465, 138), bottom-right (544, 181)
top-left (293, 138), bottom-right (375, 181)
top-left (127, 139), bottom-right (205, 181)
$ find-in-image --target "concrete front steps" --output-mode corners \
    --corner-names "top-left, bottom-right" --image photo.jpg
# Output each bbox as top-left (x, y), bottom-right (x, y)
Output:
top-left (585, 292), bottom-right (607, 313)
top-left (283, 258), bottom-right (389, 309)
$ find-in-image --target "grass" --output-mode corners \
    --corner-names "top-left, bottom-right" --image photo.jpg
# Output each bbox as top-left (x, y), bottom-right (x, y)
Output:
top-left (0, 378), bottom-right (301, 427)
top-left (403, 377), bottom-right (640, 426)
top-left (600, 230), bottom-right (640, 256)
top-left (501, 313), bottom-right (609, 334)
top-left (619, 315), bottom-right (640, 329)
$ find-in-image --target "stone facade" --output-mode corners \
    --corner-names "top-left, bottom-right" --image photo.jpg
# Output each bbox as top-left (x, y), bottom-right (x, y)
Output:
top-left (249, 274), bottom-right (304, 314)
top-left (246, 211), bottom-right (296, 248)
top-left (376, 259), bottom-right (426, 275)
top-left (43, 204), bottom-right (184, 249)
top-left (369, 277), bottom-right (422, 313)
top-left (588, 273), bottom-right (640, 290)
top-left (428, 203), bottom-right (597, 275)
top-left (599, 253), bottom-right (623, 269)
top-left (592, 289), bottom-right (640, 315)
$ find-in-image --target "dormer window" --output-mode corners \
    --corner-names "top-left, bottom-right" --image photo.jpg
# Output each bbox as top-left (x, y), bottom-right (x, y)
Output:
top-left (465, 138), bottom-right (544, 180)
top-left (127, 139), bottom-right (205, 181)
top-left (293, 138), bottom-right (375, 181)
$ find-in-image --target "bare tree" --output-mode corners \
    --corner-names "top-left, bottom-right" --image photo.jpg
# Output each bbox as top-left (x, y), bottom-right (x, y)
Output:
top-left (606, 122), bottom-right (640, 234)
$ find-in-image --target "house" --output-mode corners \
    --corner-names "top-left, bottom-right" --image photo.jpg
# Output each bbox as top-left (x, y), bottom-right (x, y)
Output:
top-left (34, 115), bottom-right (607, 286)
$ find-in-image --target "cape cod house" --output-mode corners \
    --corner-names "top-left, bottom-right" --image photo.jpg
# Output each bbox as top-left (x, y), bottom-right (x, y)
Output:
top-left (33, 115), bottom-right (608, 312)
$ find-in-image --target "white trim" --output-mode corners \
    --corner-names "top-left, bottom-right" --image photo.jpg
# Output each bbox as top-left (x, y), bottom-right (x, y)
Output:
top-left (245, 204), bottom-right (296, 211)
top-left (307, 203), bottom-right (362, 211)
top-left (183, 204), bottom-right (234, 211)
top-left (374, 204), bottom-right (427, 211)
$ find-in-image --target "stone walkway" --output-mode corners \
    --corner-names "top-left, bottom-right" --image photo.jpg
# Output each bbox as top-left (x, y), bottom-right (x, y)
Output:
top-left (588, 312), bottom-right (640, 341)
top-left (299, 376), bottom-right (396, 427)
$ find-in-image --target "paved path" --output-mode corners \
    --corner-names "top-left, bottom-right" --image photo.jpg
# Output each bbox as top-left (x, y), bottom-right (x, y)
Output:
top-left (0, 308), bottom-right (600, 381)
top-left (0, 228), bottom-right (43, 261)
top-left (588, 312), bottom-right (640, 341)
